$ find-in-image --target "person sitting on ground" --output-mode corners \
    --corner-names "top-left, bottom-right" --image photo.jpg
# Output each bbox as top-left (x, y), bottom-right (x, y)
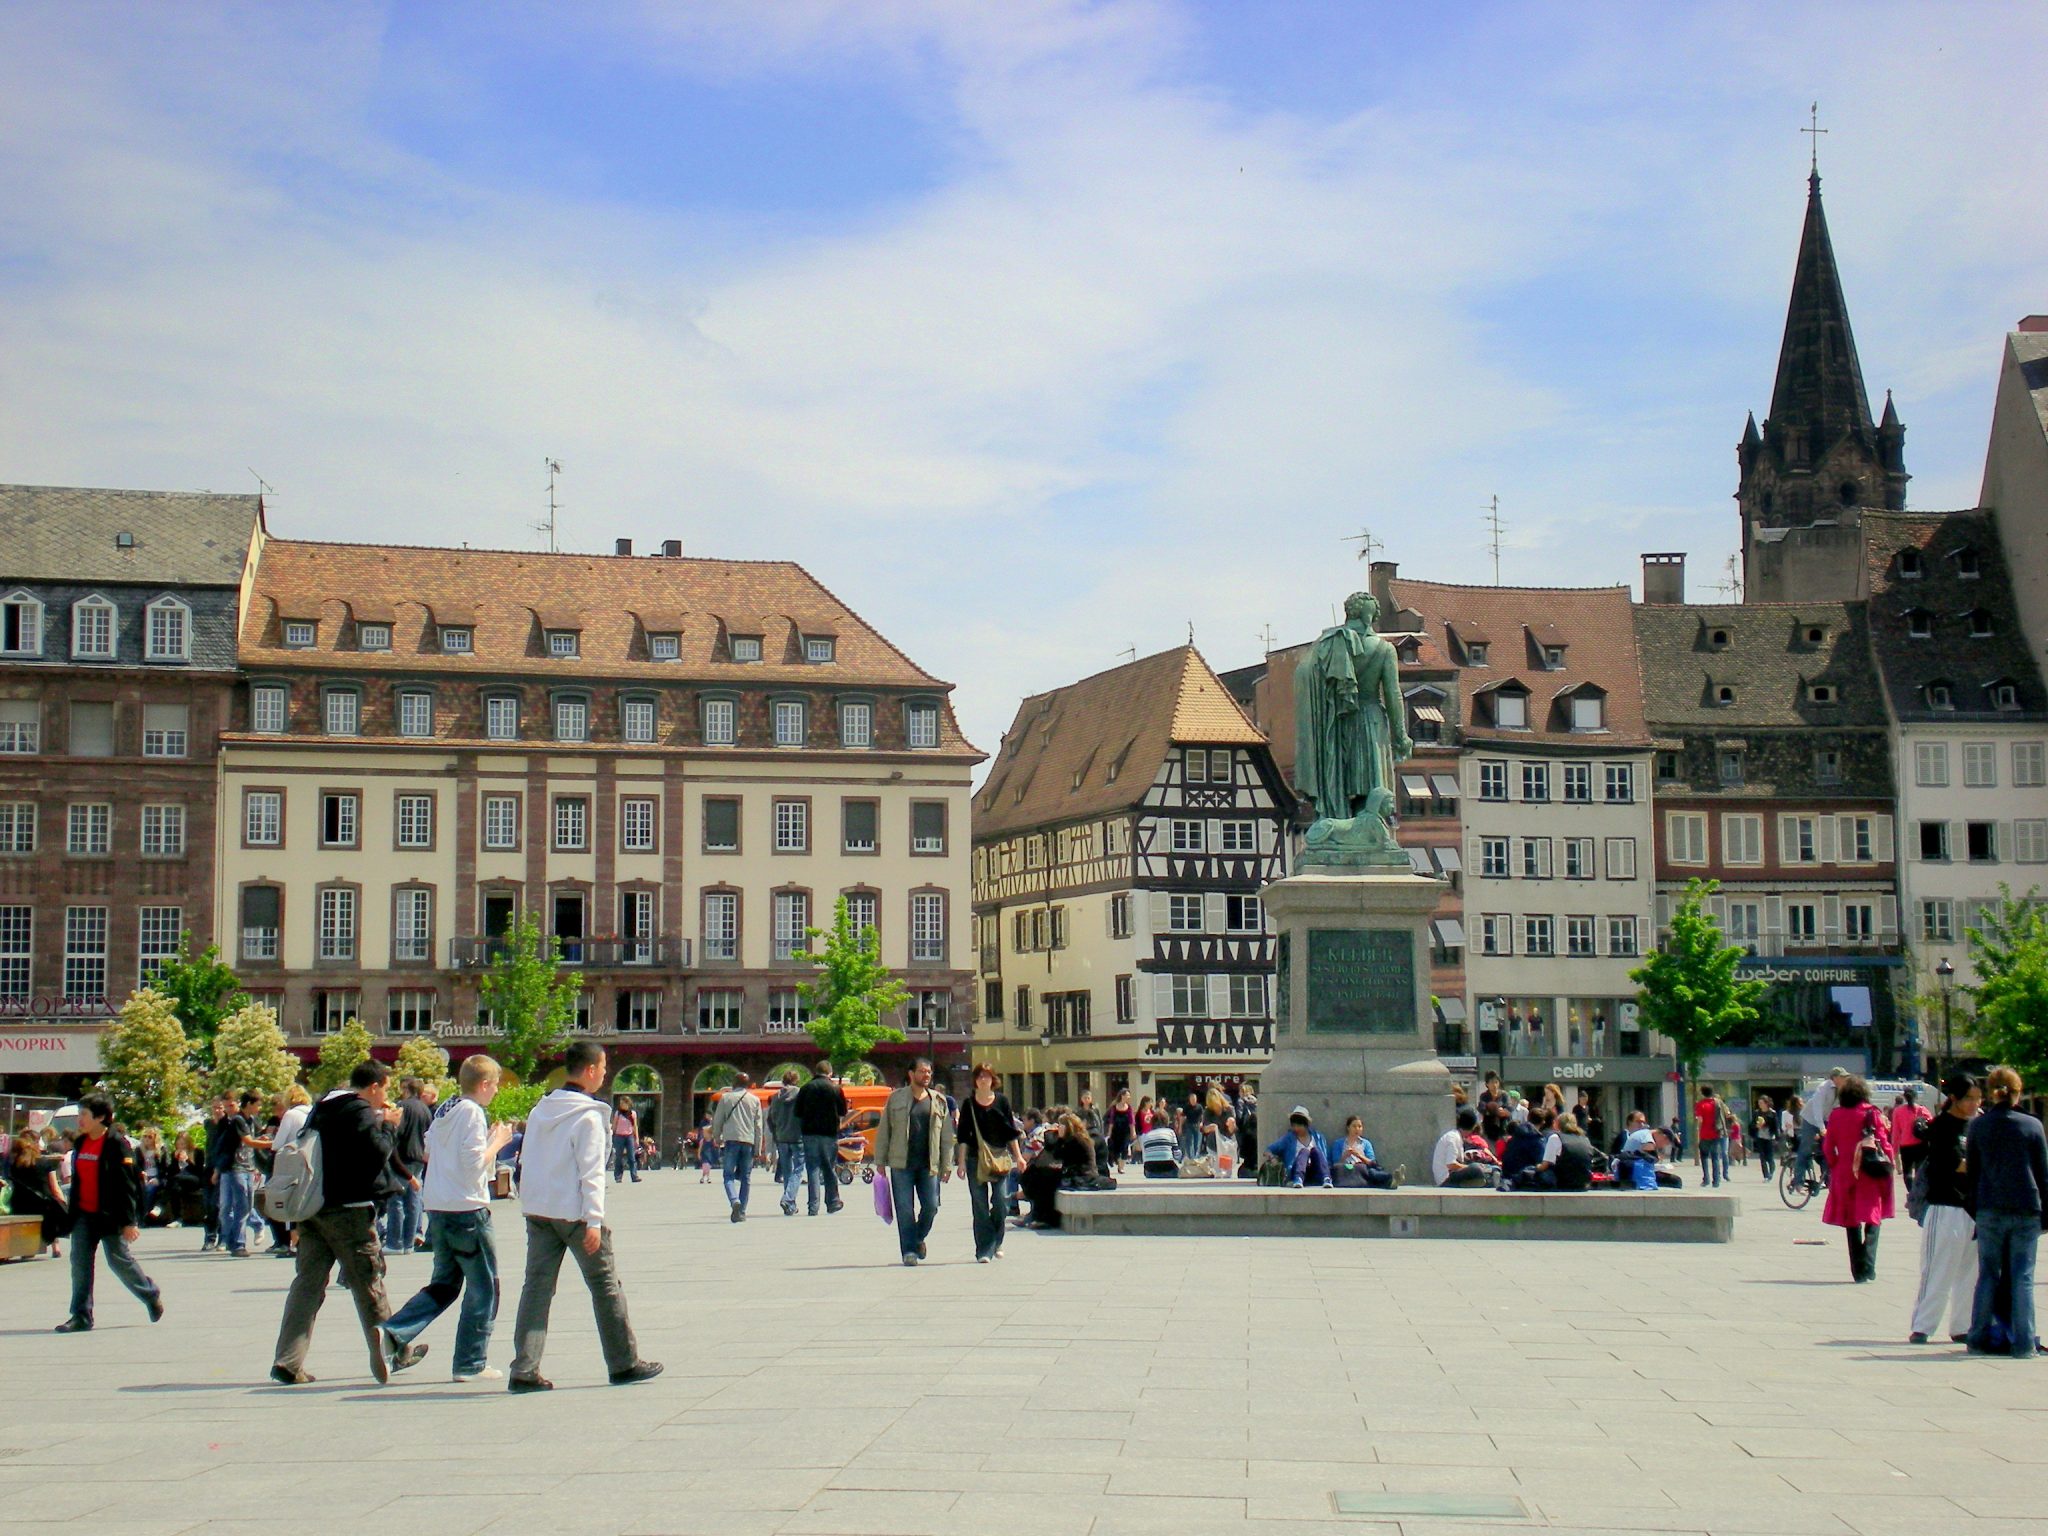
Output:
top-left (1138, 1119), bottom-right (1182, 1179)
top-left (1550, 1114), bottom-right (1597, 1192)
top-left (1330, 1116), bottom-right (1399, 1189)
top-left (1611, 1110), bottom-right (1648, 1159)
top-left (1432, 1107), bottom-right (1493, 1188)
top-left (1016, 1113), bottom-right (1097, 1229)
top-left (1265, 1109), bottom-right (1332, 1188)
top-left (1616, 1122), bottom-right (1680, 1188)
top-left (1500, 1108), bottom-right (1552, 1186)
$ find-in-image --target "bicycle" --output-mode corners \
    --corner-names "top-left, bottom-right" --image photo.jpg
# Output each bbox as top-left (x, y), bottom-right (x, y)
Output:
top-left (1777, 1151), bottom-right (1827, 1210)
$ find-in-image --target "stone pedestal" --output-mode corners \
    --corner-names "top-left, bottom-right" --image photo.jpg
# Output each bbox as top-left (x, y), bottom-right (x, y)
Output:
top-left (1262, 869), bottom-right (1453, 1180)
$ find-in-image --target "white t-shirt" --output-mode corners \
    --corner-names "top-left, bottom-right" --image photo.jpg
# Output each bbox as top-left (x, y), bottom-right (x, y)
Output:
top-left (1801, 1082), bottom-right (1837, 1130)
top-left (1542, 1132), bottom-right (1563, 1166)
top-left (1622, 1127), bottom-right (1658, 1159)
top-left (1431, 1129), bottom-right (1465, 1185)
top-left (273, 1103), bottom-right (311, 1152)
top-left (421, 1096), bottom-right (492, 1212)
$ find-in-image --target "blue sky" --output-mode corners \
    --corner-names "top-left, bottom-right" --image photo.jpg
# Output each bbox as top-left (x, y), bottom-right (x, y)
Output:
top-left (2, 1), bottom-right (2042, 756)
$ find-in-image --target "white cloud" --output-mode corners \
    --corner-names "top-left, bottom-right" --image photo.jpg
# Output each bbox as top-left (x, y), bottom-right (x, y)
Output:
top-left (0, 1), bottom-right (2040, 757)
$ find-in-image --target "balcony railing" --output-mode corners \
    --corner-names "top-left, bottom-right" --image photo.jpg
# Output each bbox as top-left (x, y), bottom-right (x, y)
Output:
top-left (449, 936), bottom-right (690, 970)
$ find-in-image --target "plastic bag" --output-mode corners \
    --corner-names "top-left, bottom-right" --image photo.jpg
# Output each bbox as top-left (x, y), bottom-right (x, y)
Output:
top-left (874, 1170), bottom-right (894, 1225)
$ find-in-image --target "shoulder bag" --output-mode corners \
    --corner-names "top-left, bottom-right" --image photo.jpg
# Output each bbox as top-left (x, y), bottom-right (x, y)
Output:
top-left (1857, 1107), bottom-right (1894, 1180)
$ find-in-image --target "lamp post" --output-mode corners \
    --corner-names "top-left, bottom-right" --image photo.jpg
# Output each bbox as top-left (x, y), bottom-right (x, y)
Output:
top-left (1495, 996), bottom-right (1508, 1089)
top-left (1935, 956), bottom-right (1955, 1082)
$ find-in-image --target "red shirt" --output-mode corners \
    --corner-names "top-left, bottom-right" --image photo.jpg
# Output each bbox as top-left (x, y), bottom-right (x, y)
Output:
top-left (1694, 1099), bottom-right (1723, 1139)
top-left (75, 1132), bottom-right (105, 1214)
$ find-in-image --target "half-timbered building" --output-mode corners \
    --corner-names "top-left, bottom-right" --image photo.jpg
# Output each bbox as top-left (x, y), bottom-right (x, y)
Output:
top-left (970, 647), bottom-right (1289, 1112)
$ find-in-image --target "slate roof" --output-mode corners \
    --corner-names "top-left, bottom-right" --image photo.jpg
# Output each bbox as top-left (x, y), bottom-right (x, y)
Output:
top-left (974, 647), bottom-right (1265, 838)
top-left (1388, 579), bottom-right (1651, 748)
top-left (1766, 175), bottom-right (1875, 447)
top-left (1862, 510), bottom-right (2048, 722)
top-left (0, 484), bottom-right (261, 587)
top-left (1631, 601), bottom-right (1887, 729)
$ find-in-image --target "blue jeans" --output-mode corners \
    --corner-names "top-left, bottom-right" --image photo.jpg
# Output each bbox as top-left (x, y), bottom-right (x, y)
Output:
top-left (888, 1168), bottom-right (940, 1258)
top-left (1968, 1207), bottom-right (2040, 1357)
top-left (802, 1134), bottom-right (843, 1214)
top-left (1699, 1138), bottom-right (1727, 1187)
top-left (776, 1141), bottom-right (804, 1209)
top-left (383, 1209), bottom-right (499, 1376)
top-left (610, 1135), bottom-right (640, 1182)
top-left (383, 1182), bottom-right (424, 1252)
top-left (68, 1223), bottom-right (160, 1325)
top-left (1791, 1124), bottom-right (1820, 1185)
top-left (722, 1141), bottom-right (754, 1210)
top-left (218, 1170), bottom-right (255, 1252)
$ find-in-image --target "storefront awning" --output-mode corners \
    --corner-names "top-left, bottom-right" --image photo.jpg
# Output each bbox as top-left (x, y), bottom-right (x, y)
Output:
top-left (1401, 773), bottom-right (1430, 797)
top-left (1430, 774), bottom-right (1460, 799)
top-left (1406, 848), bottom-right (1434, 876)
top-left (1439, 997), bottom-right (1467, 1022)
top-left (1433, 846), bottom-right (1462, 875)
top-left (1433, 918), bottom-right (1466, 948)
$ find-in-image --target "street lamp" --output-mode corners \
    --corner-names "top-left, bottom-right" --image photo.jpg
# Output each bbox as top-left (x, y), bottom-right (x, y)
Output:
top-left (1495, 996), bottom-right (1508, 1089)
top-left (1935, 957), bottom-right (1955, 1081)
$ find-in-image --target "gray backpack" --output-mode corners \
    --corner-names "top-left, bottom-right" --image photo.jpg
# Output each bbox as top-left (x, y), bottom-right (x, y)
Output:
top-left (257, 1118), bottom-right (324, 1224)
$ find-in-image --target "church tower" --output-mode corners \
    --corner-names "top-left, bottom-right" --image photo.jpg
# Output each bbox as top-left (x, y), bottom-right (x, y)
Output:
top-left (1738, 167), bottom-right (1908, 602)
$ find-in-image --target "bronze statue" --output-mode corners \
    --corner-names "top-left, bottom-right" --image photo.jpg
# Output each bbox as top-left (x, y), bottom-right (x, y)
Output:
top-left (1295, 591), bottom-right (1412, 868)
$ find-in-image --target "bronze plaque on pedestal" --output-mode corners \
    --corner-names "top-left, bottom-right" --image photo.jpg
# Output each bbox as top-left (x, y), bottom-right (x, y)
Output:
top-left (1305, 928), bottom-right (1413, 1035)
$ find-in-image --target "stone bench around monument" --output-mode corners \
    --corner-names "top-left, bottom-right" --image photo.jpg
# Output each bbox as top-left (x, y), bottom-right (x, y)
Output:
top-left (1059, 1183), bottom-right (1737, 1244)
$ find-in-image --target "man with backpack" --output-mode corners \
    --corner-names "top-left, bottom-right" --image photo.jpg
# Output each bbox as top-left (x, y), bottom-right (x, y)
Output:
top-left (1693, 1084), bottom-right (1728, 1189)
top-left (270, 1061), bottom-right (428, 1386)
top-left (794, 1062), bottom-right (849, 1216)
top-left (767, 1070), bottom-right (805, 1216)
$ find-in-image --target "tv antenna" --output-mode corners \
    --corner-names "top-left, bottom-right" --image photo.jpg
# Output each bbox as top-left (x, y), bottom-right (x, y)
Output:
top-left (1258, 623), bottom-right (1278, 655)
top-left (1342, 527), bottom-right (1383, 564)
top-left (248, 469), bottom-right (274, 500)
top-left (1117, 645), bottom-right (1136, 663)
top-left (1711, 553), bottom-right (1743, 601)
top-left (535, 458), bottom-right (562, 552)
top-left (1482, 495), bottom-right (1505, 585)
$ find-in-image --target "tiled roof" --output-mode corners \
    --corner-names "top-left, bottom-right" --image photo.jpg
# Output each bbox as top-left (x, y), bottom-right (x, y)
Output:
top-left (0, 484), bottom-right (261, 586)
top-left (1862, 510), bottom-right (2048, 722)
top-left (1632, 601), bottom-right (1888, 729)
top-left (1389, 578), bottom-right (1651, 747)
top-left (242, 539), bottom-right (949, 689)
top-left (974, 646), bottom-right (1265, 838)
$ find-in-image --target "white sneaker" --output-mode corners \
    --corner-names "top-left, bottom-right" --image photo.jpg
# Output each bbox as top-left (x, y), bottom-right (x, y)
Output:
top-left (453, 1367), bottom-right (504, 1381)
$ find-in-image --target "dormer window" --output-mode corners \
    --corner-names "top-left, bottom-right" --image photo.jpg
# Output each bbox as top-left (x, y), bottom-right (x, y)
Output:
top-left (145, 598), bottom-right (190, 661)
top-left (1803, 625), bottom-right (1825, 645)
top-left (71, 597), bottom-right (115, 659)
top-left (0, 593), bottom-right (43, 656)
top-left (1926, 681), bottom-right (1954, 711)
top-left (1397, 640), bottom-right (1420, 664)
top-left (358, 623), bottom-right (391, 651)
top-left (1569, 694), bottom-right (1604, 732)
top-left (1897, 550), bottom-right (1922, 580)
top-left (1954, 547), bottom-right (1981, 579)
top-left (439, 627), bottom-right (472, 654)
top-left (1992, 681), bottom-right (2020, 711)
top-left (545, 630), bottom-right (579, 659)
top-left (906, 702), bottom-right (941, 749)
top-left (283, 621), bottom-right (316, 649)
top-left (1715, 685), bottom-right (1735, 705)
top-left (805, 637), bottom-right (835, 664)
top-left (649, 633), bottom-right (680, 661)
top-left (1543, 646), bottom-right (1567, 670)
top-left (1718, 749), bottom-right (1745, 785)
top-left (730, 636), bottom-right (763, 663)
top-left (1708, 628), bottom-right (1731, 649)
top-left (1967, 610), bottom-right (1993, 639)
top-left (1466, 643), bottom-right (1490, 666)
top-left (1810, 684), bottom-right (1836, 704)
top-left (1493, 691), bottom-right (1528, 730)
top-left (1905, 610), bottom-right (1932, 640)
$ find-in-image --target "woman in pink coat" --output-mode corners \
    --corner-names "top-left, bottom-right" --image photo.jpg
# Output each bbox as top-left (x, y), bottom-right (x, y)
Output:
top-left (1822, 1074), bottom-right (1896, 1282)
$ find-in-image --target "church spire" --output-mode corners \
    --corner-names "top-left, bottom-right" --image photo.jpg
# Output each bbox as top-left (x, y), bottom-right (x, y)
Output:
top-left (1765, 169), bottom-right (1875, 450)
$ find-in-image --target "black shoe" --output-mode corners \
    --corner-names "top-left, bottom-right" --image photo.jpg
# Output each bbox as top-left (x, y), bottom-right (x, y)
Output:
top-left (269, 1365), bottom-right (314, 1385)
top-left (146, 1296), bottom-right (164, 1324)
top-left (391, 1342), bottom-right (429, 1374)
top-left (917, 1242), bottom-right (928, 1260)
top-left (53, 1317), bottom-right (91, 1333)
top-left (609, 1361), bottom-right (664, 1386)
top-left (729, 1201), bottom-right (743, 1224)
top-left (508, 1374), bottom-right (553, 1393)
top-left (1909, 1332), bottom-right (1930, 1344)
top-left (1950, 1333), bottom-right (1969, 1344)
top-left (827, 1202), bottom-right (843, 1214)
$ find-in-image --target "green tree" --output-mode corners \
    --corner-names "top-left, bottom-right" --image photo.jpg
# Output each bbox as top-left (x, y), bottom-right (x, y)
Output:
top-left (1630, 878), bottom-right (1768, 1111)
top-left (145, 938), bottom-right (246, 1072)
top-left (486, 1082), bottom-right (546, 1126)
top-left (393, 1037), bottom-right (460, 1103)
top-left (477, 914), bottom-right (581, 1082)
top-left (795, 896), bottom-right (907, 1073)
top-left (208, 1000), bottom-right (301, 1102)
top-left (98, 988), bottom-right (199, 1133)
top-left (1966, 885), bottom-right (2048, 1086)
top-left (308, 1019), bottom-right (374, 1095)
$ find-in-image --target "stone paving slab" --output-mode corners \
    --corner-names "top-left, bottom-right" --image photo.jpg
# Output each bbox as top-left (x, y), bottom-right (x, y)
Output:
top-left (0, 1174), bottom-right (2042, 1534)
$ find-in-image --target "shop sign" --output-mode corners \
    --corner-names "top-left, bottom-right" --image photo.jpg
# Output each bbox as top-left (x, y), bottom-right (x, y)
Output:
top-left (1551, 1061), bottom-right (1606, 1080)
top-left (0, 1028), bottom-right (107, 1070)
top-left (0, 994), bottom-right (113, 1019)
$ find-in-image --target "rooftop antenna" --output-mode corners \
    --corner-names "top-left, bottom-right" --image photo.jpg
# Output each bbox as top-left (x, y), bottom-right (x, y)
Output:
top-left (1187, 621), bottom-right (1196, 647)
top-left (1258, 623), bottom-right (1278, 656)
top-left (1117, 645), bottom-right (1137, 663)
top-left (1711, 553), bottom-right (1743, 601)
top-left (247, 468), bottom-right (274, 500)
top-left (535, 457), bottom-right (562, 552)
top-left (1482, 495), bottom-right (1505, 585)
top-left (1342, 527), bottom-right (1383, 564)
top-left (1802, 101), bottom-right (1828, 180)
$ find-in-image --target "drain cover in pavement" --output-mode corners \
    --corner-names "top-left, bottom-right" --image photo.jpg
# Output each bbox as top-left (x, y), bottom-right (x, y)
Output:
top-left (1332, 1492), bottom-right (1529, 1519)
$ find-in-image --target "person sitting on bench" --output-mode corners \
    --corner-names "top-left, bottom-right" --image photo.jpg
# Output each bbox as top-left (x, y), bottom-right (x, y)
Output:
top-left (1501, 1108), bottom-right (1552, 1187)
top-left (1331, 1117), bottom-right (1398, 1189)
top-left (1265, 1110), bottom-right (1332, 1188)
top-left (1433, 1108), bottom-right (1496, 1188)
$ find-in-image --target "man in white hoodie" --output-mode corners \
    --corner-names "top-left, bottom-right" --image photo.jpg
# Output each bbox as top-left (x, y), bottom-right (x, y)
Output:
top-left (507, 1041), bottom-right (663, 1393)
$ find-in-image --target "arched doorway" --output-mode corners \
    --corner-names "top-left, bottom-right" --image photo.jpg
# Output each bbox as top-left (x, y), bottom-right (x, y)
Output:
top-left (841, 1061), bottom-right (881, 1087)
top-left (690, 1062), bottom-right (740, 1133)
top-left (762, 1061), bottom-right (813, 1089)
top-left (612, 1064), bottom-right (663, 1146)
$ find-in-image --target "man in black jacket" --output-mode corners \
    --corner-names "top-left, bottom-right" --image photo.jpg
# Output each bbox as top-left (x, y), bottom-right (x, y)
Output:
top-left (793, 1061), bottom-right (850, 1216)
top-left (270, 1061), bottom-right (427, 1385)
top-left (383, 1076), bottom-right (432, 1255)
top-left (54, 1095), bottom-right (163, 1333)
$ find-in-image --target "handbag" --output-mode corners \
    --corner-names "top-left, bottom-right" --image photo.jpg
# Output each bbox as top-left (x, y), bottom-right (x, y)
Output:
top-left (975, 1137), bottom-right (1014, 1183)
top-left (1857, 1108), bottom-right (1894, 1180)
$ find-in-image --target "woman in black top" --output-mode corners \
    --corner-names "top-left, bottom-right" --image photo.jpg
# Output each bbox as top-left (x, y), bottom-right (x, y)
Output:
top-left (1104, 1089), bottom-right (1135, 1170)
top-left (6, 1128), bottom-right (66, 1257)
top-left (1017, 1114), bottom-right (1096, 1231)
top-left (1909, 1072), bottom-right (1980, 1344)
top-left (954, 1064), bottom-right (1022, 1263)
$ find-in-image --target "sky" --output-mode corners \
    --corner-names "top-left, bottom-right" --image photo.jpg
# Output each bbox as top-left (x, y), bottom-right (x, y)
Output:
top-left (2, 1), bottom-right (2043, 759)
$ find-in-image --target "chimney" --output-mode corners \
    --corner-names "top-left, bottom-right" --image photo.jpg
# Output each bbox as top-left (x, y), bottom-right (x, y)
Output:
top-left (614, 538), bottom-right (633, 557)
top-left (2017, 315), bottom-right (2048, 333)
top-left (1641, 552), bottom-right (1686, 605)
top-left (660, 539), bottom-right (683, 558)
top-left (1368, 559), bottom-right (1398, 619)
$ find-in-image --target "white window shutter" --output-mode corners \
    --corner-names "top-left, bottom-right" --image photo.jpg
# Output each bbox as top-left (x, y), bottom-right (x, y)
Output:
top-left (1258, 819), bottom-right (1277, 854)
top-left (1764, 894), bottom-right (1784, 939)
top-left (1817, 816), bottom-right (1838, 864)
top-left (1655, 891), bottom-right (1671, 928)
top-left (1875, 816), bottom-right (1895, 863)
top-left (1880, 895), bottom-right (1898, 939)
top-left (1823, 894), bottom-right (1841, 941)
top-left (1150, 891), bottom-right (1171, 935)
top-left (1153, 974), bottom-right (1173, 1019)
top-left (1776, 814), bottom-right (1796, 864)
top-left (1206, 819), bottom-right (1223, 854)
top-left (1708, 894), bottom-right (1727, 927)
top-left (1207, 975), bottom-right (1229, 1019)
top-left (1204, 892), bottom-right (1227, 934)
top-left (1995, 821), bottom-right (2009, 860)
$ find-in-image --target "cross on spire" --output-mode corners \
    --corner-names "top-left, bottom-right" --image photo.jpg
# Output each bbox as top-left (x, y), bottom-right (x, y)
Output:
top-left (1801, 101), bottom-right (1828, 180)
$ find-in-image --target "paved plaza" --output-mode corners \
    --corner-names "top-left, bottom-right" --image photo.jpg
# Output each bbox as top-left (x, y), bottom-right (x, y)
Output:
top-left (2, 1171), bottom-right (2043, 1536)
